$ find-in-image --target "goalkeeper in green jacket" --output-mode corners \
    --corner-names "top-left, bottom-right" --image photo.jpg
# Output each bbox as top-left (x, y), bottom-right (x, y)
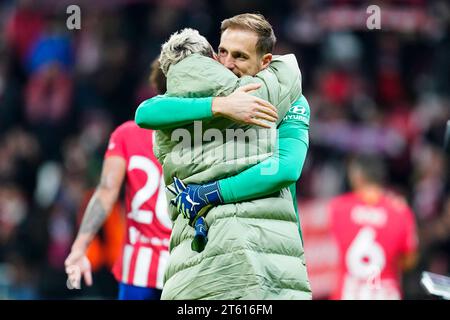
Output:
top-left (135, 15), bottom-right (310, 248)
top-left (137, 15), bottom-right (312, 299)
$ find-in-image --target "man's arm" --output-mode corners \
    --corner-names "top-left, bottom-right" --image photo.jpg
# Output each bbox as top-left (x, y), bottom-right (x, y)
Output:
top-left (65, 156), bottom-right (126, 287)
top-left (135, 84), bottom-right (278, 130)
top-left (170, 97), bottom-right (310, 223)
top-left (218, 96), bottom-right (309, 203)
top-left (135, 95), bottom-right (213, 130)
top-left (218, 128), bottom-right (307, 239)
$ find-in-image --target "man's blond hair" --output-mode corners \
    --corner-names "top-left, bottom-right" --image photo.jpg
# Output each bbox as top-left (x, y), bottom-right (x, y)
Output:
top-left (159, 28), bottom-right (214, 76)
top-left (220, 13), bottom-right (276, 55)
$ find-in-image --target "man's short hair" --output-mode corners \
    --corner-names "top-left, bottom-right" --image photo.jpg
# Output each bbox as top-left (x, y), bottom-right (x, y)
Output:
top-left (149, 57), bottom-right (166, 94)
top-left (349, 154), bottom-right (387, 186)
top-left (159, 28), bottom-right (214, 76)
top-left (220, 13), bottom-right (276, 55)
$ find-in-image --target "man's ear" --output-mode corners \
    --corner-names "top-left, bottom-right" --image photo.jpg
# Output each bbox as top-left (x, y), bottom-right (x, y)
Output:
top-left (213, 52), bottom-right (219, 61)
top-left (260, 53), bottom-right (272, 70)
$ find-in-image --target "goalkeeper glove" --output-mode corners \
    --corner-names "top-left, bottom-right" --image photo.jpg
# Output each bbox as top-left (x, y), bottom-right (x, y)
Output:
top-left (192, 216), bottom-right (208, 253)
top-left (168, 176), bottom-right (224, 226)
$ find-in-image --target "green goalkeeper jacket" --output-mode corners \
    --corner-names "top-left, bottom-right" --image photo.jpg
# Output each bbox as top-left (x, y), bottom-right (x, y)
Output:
top-left (135, 54), bottom-right (311, 300)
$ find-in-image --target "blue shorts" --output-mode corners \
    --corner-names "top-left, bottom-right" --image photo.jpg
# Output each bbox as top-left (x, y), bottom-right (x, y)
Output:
top-left (118, 283), bottom-right (162, 300)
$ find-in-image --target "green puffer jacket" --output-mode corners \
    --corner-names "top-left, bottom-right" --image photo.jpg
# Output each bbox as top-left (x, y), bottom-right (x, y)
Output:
top-left (158, 54), bottom-right (311, 300)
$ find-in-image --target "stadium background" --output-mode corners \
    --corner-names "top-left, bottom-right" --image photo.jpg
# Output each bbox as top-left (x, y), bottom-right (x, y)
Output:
top-left (0, 0), bottom-right (448, 299)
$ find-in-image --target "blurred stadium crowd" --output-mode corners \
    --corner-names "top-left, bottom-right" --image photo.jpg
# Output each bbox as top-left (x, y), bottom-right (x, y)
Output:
top-left (0, 0), bottom-right (449, 299)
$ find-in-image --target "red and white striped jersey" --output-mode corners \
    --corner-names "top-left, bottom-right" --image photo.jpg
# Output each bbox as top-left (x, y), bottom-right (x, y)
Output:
top-left (105, 121), bottom-right (172, 289)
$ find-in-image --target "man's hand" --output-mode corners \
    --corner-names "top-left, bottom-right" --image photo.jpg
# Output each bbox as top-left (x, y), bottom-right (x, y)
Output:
top-left (167, 177), bottom-right (216, 253)
top-left (212, 83), bottom-right (278, 128)
top-left (192, 216), bottom-right (208, 253)
top-left (167, 177), bottom-right (223, 225)
top-left (64, 249), bottom-right (93, 289)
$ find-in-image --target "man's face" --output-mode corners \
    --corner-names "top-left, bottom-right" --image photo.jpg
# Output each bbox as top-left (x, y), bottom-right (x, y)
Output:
top-left (218, 28), bottom-right (271, 77)
top-left (348, 165), bottom-right (365, 191)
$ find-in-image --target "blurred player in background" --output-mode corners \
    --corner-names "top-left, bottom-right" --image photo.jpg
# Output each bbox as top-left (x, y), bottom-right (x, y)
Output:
top-left (64, 58), bottom-right (172, 300)
top-left (329, 154), bottom-right (418, 300)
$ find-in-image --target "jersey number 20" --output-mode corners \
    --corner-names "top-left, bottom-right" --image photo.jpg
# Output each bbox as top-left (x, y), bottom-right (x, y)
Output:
top-left (127, 155), bottom-right (171, 229)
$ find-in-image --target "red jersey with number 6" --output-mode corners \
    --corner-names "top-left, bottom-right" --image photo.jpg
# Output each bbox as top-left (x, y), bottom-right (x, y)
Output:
top-left (329, 192), bottom-right (417, 300)
top-left (105, 121), bottom-right (172, 289)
